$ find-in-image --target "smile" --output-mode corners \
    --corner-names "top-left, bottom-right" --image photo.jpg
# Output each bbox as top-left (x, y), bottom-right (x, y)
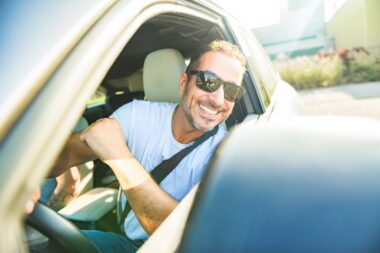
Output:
top-left (199, 104), bottom-right (218, 115)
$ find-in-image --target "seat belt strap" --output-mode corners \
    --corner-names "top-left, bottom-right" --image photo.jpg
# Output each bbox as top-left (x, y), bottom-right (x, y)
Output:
top-left (118, 126), bottom-right (219, 231)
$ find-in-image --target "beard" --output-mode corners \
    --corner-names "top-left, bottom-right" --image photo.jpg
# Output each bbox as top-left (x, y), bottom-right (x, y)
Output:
top-left (180, 95), bottom-right (215, 132)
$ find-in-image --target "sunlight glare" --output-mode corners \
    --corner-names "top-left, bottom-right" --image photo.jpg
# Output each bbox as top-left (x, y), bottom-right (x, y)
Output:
top-left (214, 0), bottom-right (281, 28)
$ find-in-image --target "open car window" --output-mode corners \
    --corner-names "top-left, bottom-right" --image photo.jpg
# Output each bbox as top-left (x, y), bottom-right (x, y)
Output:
top-left (0, 1), bottom-right (300, 252)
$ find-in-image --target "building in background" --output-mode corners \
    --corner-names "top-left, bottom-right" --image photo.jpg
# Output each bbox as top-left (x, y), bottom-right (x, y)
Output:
top-left (252, 0), bottom-right (380, 58)
top-left (253, 0), bottom-right (335, 59)
top-left (326, 0), bottom-right (380, 50)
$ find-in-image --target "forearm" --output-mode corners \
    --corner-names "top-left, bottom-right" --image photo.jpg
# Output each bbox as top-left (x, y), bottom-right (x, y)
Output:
top-left (79, 118), bottom-right (178, 233)
top-left (50, 133), bottom-right (97, 177)
top-left (106, 158), bottom-right (178, 234)
top-left (55, 166), bottom-right (81, 195)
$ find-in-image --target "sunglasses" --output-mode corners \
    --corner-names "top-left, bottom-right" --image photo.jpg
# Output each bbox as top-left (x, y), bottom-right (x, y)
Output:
top-left (188, 70), bottom-right (245, 102)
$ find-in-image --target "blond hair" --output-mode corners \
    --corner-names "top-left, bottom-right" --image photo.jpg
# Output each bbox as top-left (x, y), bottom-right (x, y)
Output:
top-left (186, 40), bottom-right (246, 73)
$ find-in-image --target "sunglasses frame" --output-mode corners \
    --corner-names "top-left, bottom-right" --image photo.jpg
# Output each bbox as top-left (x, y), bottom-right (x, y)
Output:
top-left (188, 70), bottom-right (245, 102)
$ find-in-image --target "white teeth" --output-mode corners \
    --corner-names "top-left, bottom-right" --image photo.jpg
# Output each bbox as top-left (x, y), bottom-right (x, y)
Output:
top-left (200, 104), bottom-right (218, 115)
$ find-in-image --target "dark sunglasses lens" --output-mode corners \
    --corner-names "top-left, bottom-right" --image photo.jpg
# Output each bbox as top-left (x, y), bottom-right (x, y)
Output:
top-left (193, 70), bottom-right (245, 102)
top-left (224, 83), bottom-right (245, 102)
top-left (197, 72), bottom-right (221, 92)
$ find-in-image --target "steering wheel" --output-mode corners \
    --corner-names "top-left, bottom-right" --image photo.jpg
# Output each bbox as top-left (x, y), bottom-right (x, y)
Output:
top-left (26, 202), bottom-right (99, 253)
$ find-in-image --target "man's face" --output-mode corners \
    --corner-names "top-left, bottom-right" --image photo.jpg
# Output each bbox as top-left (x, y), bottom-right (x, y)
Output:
top-left (179, 51), bottom-right (244, 132)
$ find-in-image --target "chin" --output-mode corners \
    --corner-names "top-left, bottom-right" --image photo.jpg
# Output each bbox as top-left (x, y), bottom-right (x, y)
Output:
top-left (194, 119), bottom-right (220, 132)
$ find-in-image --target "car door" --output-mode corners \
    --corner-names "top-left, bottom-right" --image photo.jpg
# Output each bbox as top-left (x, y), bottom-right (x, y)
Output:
top-left (136, 1), bottom-right (303, 252)
top-left (0, 1), bottom-right (122, 252)
top-left (226, 16), bottom-right (303, 123)
top-left (0, 0), bottom-right (194, 252)
top-left (0, 0), bottom-right (300, 252)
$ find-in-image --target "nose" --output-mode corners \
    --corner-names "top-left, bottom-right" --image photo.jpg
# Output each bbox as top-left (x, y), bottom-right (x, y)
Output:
top-left (209, 85), bottom-right (225, 105)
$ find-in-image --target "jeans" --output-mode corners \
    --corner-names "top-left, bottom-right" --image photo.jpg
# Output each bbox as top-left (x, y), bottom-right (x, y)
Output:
top-left (40, 178), bottom-right (57, 204)
top-left (82, 230), bottom-right (144, 253)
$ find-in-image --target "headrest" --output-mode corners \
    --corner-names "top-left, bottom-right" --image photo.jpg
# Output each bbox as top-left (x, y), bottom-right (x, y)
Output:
top-left (143, 49), bottom-right (186, 103)
top-left (126, 69), bottom-right (143, 92)
top-left (105, 69), bottom-right (143, 92)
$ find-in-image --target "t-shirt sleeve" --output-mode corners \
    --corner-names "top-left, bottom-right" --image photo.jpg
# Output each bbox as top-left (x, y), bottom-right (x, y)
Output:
top-left (110, 101), bottom-right (135, 141)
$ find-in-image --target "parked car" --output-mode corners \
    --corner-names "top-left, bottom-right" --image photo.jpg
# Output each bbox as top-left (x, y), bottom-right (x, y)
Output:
top-left (1, 0), bottom-right (342, 252)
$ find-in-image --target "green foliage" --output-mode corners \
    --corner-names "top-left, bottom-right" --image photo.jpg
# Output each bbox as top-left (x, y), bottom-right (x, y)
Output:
top-left (87, 87), bottom-right (107, 107)
top-left (273, 47), bottom-right (380, 90)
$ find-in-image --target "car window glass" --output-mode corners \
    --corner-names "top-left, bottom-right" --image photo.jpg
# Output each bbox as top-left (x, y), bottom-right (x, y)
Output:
top-left (230, 20), bottom-right (280, 107)
top-left (87, 86), bottom-right (107, 108)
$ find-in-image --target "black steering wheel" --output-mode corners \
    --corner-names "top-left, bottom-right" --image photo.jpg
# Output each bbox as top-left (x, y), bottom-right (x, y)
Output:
top-left (26, 202), bottom-right (99, 253)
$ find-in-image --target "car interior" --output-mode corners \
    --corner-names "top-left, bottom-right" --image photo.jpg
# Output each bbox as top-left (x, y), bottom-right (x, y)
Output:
top-left (19, 5), bottom-right (380, 253)
top-left (25, 12), bottom-right (259, 253)
top-left (84, 14), bottom-right (253, 126)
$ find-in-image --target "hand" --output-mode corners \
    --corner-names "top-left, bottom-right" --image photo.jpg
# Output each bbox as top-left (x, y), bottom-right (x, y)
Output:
top-left (25, 188), bottom-right (40, 214)
top-left (46, 167), bottom-right (81, 210)
top-left (80, 118), bottom-right (132, 163)
top-left (56, 166), bottom-right (81, 196)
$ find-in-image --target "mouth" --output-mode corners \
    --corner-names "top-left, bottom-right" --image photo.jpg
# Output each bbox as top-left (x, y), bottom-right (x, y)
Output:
top-left (199, 103), bottom-right (219, 116)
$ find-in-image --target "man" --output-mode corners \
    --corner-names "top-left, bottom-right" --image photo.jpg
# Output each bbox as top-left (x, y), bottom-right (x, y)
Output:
top-left (52, 40), bottom-right (246, 252)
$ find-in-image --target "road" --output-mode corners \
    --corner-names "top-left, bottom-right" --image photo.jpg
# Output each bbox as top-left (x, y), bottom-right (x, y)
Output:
top-left (298, 81), bottom-right (380, 119)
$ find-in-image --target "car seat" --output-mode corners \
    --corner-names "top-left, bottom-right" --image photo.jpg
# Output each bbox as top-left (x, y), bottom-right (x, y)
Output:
top-left (105, 69), bottom-right (145, 115)
top-left (143, 48), bottom-right (186, 103)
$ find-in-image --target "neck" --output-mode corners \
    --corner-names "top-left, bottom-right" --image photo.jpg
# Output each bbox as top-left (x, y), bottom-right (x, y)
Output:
top-left (172, 105), bottom-right (205, 144)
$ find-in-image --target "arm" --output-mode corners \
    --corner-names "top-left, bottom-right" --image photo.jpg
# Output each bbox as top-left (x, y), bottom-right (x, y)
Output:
top-left (50, 132), bottom-right (97, 177)
top-left (25, 188), bottom-right (41, 214)
top-left (25, 131), bottom-right (96, 214)
top-left (55, 167), bottom-right (81, 196)
top-left (80, 118), bottom-right (178, 234)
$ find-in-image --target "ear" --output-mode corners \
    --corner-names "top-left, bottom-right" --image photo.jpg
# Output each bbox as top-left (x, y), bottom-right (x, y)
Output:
top-left (179, 72), bottom-right (188, 97)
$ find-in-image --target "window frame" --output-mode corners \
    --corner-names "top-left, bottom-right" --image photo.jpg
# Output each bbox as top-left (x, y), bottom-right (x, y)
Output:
top-left (0, 1), bottom-right (270, 250)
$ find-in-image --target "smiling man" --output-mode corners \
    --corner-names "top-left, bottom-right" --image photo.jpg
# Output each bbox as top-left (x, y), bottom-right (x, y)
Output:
top-left (180, 48), bottom-right (245, 130)
top-left (53, 40), bottom-right (246, 253)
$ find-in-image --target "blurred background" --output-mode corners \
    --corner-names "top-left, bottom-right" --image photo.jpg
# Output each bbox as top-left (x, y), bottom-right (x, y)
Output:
top-left (215, 0), bottom-right (380, 119)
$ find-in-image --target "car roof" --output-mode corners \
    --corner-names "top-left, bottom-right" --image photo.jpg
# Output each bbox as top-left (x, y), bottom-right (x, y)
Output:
top-left (0, 0), bottom-right (233, 141)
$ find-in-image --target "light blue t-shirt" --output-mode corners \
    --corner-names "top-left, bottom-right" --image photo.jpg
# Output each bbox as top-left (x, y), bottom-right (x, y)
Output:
top-left (111, 100), bottom-right (227, 240)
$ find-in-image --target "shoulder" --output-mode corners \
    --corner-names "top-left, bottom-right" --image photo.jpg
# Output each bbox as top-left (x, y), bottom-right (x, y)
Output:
top-left (211, 125), bottom-right (228, 143)
top-left (195, 125), bottom-right (228, 156)
top-left (112, 100), bottom-right (176, 118)
top-left (123, 100), bottom-right (177, 112)
top-left (216, 124), bottom-right (228, 136)
top-left (195, 125), bottom-right (228, 161)
top-left (185, 125), bottom-right (228, 186)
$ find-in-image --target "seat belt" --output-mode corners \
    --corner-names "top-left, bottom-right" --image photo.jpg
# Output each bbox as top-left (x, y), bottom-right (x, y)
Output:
top-left (117, 126), bottom-right (219, 232)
